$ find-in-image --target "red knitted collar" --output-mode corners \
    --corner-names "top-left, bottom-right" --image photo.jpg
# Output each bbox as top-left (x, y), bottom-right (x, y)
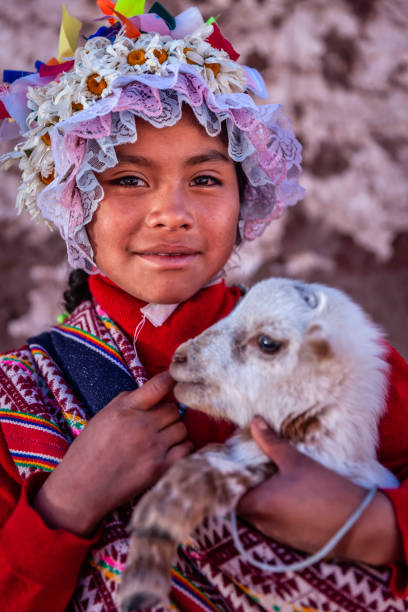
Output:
top-left (88, 274), bottom-right (241, 449)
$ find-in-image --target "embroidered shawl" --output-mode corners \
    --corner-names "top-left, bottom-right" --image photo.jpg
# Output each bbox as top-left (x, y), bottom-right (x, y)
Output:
top-left (0, 300), bottom-right (404, 612)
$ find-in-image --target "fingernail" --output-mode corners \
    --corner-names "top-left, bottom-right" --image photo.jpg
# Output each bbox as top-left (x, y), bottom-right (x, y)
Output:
top-left (253, 416), bottom-right (269, 430)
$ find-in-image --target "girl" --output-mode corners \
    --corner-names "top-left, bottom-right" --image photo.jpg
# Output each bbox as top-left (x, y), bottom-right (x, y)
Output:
top-left (0, 2), bottom-right (407, 611)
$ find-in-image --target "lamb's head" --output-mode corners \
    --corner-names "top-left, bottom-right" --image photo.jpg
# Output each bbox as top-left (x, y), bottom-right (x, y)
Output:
top-left (170, 278), bottom-right (387, 433)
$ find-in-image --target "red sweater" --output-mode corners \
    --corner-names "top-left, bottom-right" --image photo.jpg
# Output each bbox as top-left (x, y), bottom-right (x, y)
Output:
top-left (0, 293), bottom-right (407, 609)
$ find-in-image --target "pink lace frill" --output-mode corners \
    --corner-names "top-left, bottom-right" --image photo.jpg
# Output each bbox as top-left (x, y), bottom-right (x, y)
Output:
top-left (38, 67), bottom-right (305, 272)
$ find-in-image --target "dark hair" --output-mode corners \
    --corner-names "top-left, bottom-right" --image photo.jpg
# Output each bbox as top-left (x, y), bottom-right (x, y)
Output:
top-left (219, 122), bottom-right (247, 245)
top-left (235, 162), bottom-right (247, 203)
top-left (63, 269), bottom-right (91, 313)
top-left (235, 163), bottom-right (247, 246)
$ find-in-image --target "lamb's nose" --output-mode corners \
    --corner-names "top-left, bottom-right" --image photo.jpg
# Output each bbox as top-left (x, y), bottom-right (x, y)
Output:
top-left (173, 350), bottom-right (187, 364)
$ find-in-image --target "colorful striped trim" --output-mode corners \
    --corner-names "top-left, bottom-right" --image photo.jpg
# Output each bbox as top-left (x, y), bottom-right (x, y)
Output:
top-left (62, 410), bottom-right (88, 436)
top-left (95, 304), bottom-right (122, 333)
top-left (99, 314), bottom-right (121, 333)
top-left (97, 554), bottom-right (126, 573)
top-left (52, 325), bottom-right (132, 378)
top-left (90, 558), bottom-right (218, 610)
top-left (0, 409), bottom-right (66, 439)
top-left (0, 409), bottom-right (68, 473)
top-left (171, 567), bottom-right (224, 612)
top-left (31, 346), bottom-right (53, 360)
top-left (9, 449), bottom-right (61, 472)
top-left (0, 354), bottom-right (34, 373)
top-left (89, 559), bottom-right (122, 583)
top-left (31, 346), bottom-right (67, 381)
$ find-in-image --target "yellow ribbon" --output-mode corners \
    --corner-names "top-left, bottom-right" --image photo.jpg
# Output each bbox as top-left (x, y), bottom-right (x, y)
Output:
top-left (58, 4), bottom-right (82, 60)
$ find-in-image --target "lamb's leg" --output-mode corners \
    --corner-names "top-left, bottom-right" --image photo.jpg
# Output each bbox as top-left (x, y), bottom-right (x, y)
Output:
top-left (120, 440), bottom-right (274, 612)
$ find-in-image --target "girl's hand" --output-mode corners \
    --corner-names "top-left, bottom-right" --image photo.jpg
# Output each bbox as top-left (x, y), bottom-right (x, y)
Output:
top-left (237, 417), bottom-right (403, 565)
top-left (34, 372), bottom-right (192, 536)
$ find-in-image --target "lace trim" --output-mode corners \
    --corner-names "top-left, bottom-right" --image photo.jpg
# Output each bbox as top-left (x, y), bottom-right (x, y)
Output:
top-left (35, 73), bottom-right (304, 271)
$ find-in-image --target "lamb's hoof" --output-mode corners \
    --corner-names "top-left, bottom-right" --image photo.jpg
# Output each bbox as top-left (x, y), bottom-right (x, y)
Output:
top-left (120, 590), bottom-right (161, 612)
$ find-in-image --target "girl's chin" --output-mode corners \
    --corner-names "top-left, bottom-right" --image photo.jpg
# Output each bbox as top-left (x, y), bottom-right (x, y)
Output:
top-left (124, 283), bottom-right (207, 305)
top-left (122, 275), bottom-right (219, 304)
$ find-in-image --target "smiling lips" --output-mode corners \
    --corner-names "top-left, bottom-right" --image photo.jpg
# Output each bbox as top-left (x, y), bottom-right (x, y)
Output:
top-left (133, 244), bottom-right (201, 267)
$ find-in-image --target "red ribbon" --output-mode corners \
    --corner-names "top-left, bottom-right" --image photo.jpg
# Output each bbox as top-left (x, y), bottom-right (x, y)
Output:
top-left (206, 23), bottom-right (240, 61)
top-left (39, 60), bottom-right (75, 78)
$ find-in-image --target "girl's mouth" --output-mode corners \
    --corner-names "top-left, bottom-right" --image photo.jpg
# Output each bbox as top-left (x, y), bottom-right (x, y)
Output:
top-left (134, 251), bottom-right (200, 268)
top-left (142, 252), bottom-right (195, 257)
top-left (133, 244), bottom-right (201, 267)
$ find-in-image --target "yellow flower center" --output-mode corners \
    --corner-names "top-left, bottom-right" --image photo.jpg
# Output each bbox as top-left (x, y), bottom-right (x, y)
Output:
top-left (183, 47), bottom-right (196, 65)
top-left (40, 171), bottom-right (55, 185)
top-left (206, 62), bottom-right (220, 77)
top-left (127, 49), bottom-right (146, 66)
top-left (153, 49), bottom-right (168, 64)
top-left (87, 74), bottom-right (107, 96)
top-left (71, 102), bottom-right (84, 112)
top-left (41, 132), bottom-right (51, 146)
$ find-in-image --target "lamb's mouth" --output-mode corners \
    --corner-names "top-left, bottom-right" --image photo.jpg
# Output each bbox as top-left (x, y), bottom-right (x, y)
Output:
top-left (173, 379), bottom-right (209, 406)
top-left (169, 363), bottom-right (205, 388)
top-left (174, 380), bottom-right (206, 392)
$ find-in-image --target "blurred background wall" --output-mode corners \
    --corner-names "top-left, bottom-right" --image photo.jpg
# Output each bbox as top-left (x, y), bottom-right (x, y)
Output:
top-left (0, 0), bottom-right (407, 357)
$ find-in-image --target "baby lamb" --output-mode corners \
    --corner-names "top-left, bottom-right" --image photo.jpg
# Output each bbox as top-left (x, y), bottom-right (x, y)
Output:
top-left (120, 277), bottom-right (399, 611)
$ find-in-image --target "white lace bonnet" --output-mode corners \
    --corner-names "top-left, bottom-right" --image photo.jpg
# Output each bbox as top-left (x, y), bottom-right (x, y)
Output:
top-left (0, 1), bottom-right (305, 273)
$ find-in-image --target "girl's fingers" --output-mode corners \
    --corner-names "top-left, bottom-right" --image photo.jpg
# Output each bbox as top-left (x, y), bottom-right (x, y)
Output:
top-left (126, 371), bottom-right (175, 411)
top-left (152, 403), bottom-right (182, 430)
top-left (160, 420), bottom-right (189, 450)
top-left (166, 440), bottom-right (194, 464)
top-left (250, 416), bottom-right (300, 471)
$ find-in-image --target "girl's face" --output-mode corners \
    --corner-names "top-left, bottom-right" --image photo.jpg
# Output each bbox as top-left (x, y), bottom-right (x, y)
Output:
top-left (87, 112), bottom-right (240, 304)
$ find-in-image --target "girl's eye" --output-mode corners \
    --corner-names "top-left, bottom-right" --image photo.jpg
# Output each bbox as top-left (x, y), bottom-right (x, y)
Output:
top-left (191, 175), bottom-right (221, 187)
top-left (112, 176), bottom-right (147, 187)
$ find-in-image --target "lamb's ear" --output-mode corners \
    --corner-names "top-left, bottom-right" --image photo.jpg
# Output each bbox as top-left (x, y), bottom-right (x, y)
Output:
top-left (305, 323), bottom-right (333, 360)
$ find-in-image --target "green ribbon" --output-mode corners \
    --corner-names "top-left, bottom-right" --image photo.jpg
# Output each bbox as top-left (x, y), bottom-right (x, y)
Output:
top-left (115, 0), bottom-right (145, 17)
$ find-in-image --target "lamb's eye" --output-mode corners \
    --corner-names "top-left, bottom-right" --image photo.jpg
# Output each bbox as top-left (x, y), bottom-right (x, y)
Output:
top-left (256, 335), bottom-right (282, 354)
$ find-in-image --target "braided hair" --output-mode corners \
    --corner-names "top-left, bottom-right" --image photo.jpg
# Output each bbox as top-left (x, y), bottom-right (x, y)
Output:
top-left (63, 269), bottom-right (91, 313)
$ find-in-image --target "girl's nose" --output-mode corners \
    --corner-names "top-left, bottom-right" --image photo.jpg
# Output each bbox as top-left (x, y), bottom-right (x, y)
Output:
top-left (145, 186), bottom-right (194, 230)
